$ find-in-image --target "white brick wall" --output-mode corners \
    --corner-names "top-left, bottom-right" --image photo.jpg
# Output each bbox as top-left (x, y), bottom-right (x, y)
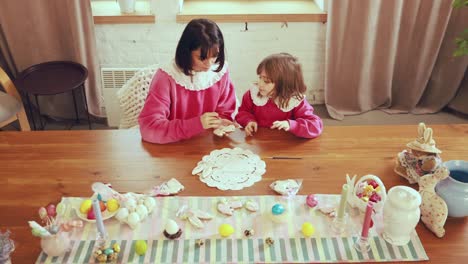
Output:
top-left (95, 0), bottom-right (326, 125)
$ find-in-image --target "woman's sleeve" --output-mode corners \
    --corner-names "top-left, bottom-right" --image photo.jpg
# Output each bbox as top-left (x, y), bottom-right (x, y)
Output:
top-left (215, 70), bottom-right (237, 121)
top-left (288, 100), bottom-right (323, 138)
top-left (235, 91), bottom-right (257, 127)
top-left (138, 71), bottom-right (204, 144)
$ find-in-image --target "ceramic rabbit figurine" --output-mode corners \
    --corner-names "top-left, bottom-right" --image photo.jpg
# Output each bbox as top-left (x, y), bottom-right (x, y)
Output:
top-left (418, 166), bottom-right (449, 238)
top-left (395, 123), bottom-right (442, 184)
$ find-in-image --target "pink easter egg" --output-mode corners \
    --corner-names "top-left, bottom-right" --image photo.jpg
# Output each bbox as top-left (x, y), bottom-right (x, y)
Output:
top-left (46, 203), bottom-right (57, 217)
top-left (306, 194), bottom-right (318, 208)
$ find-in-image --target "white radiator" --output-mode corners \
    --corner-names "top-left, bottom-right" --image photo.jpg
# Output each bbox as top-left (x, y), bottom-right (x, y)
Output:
top-left (101, 68), bottom-right (140, 127)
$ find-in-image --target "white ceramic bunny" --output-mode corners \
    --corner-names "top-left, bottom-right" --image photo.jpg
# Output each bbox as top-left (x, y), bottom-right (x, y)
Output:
top-left (395, 123), bottom-right (442, 184)
top-left (419, 166), bottom-right (449, 238)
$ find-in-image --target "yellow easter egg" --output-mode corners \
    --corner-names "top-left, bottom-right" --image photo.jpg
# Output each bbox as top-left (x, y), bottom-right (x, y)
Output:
top-left (301, 222), bottom-right (315, 237)
top-left (112, 243), bottom-right (121, 253)
top-left (107, 198), bottom-right (120, 212)
top-left (219, 224), bottom-right (234, 237)
top-left (135, 240), bottom-right (147, 255)
top-left (80, 199), bottom-right (93, 214)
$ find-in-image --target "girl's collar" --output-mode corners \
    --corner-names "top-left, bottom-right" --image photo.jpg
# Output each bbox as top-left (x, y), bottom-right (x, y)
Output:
top-left (160, 60), bottom-right (228, 91)
top-left (250, 86), bottom-right (304, 112)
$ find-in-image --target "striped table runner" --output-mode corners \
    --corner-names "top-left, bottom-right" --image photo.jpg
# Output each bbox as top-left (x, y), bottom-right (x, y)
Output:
top-left (36, 195), bottom-right (428, 263)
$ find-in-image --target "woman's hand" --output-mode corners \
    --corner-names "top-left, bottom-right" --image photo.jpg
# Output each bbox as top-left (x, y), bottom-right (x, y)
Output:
top-left (245, 121), bottom-right (258, 136)
top-left (200, 112), bottom-right (221, 129)
top-left (271, 120), bottom-right (290, 131)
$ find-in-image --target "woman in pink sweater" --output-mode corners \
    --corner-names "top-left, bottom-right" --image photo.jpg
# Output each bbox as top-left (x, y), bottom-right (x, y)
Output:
top-left (139, 19), bottom-right (237, 144)
top-left (236, 53), bottom-right (323, 138)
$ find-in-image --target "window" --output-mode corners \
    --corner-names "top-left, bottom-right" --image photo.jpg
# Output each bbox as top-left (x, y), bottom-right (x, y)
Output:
top-left (91, 0), bottom-right (155, 24)
top-left (177, 0), bottom-right (327, 23)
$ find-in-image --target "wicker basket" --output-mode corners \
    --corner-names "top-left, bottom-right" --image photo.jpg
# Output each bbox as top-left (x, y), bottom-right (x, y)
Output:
top-left (346, 174), bottom-right (387, 212)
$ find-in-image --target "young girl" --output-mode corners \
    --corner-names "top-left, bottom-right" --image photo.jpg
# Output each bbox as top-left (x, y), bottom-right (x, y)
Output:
top-left (236, 53), bottom-right (323, 138)
top-left (139, 19), bottom-right (237, 144)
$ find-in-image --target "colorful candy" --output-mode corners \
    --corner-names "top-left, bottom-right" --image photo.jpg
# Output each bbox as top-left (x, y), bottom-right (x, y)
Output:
top-left (355, 180), bottom-right (382, 204)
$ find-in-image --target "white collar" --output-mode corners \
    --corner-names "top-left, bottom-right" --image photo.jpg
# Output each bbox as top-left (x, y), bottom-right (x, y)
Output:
top-left (250, 86), bottom-right (304, 112)
top-left (160, 60), bottom-right (228, 91)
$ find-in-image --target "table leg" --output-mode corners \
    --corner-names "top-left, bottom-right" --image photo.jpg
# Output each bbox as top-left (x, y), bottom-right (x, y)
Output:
top-left (34, 95), bottom-right (44, 130)
top-left (71, 89), bottom-right (80, 125)
top-left (81, 85), bottom-right (92, 130)
top-left (25, 93), bottom-right (36, 130)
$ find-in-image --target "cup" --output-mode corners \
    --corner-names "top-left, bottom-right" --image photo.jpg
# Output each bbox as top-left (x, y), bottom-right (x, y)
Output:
top-left (40, 231), bottom-right (71, 257)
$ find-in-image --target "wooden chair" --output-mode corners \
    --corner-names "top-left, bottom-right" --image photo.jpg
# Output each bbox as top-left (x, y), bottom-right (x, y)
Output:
top-left (0, 67), bottom-right (30, 131)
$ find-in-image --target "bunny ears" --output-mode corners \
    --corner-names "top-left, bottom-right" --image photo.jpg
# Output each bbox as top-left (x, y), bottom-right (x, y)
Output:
top-left (406, 123), bottom-right (442, 154)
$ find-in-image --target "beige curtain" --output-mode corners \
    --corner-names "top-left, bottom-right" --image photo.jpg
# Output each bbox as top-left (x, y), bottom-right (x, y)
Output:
top-left (0, 0), bottom-right (105, 118)
top-left (325, 0), bottom-right (468, 120)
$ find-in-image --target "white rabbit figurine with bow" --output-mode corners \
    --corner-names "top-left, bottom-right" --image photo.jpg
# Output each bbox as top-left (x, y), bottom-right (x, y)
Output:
top-left (395, 123), bottom-right (442, 184)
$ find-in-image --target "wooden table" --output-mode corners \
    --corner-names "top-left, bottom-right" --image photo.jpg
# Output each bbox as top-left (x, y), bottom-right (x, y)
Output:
top-left (1, 125), bottom-right (467, 263)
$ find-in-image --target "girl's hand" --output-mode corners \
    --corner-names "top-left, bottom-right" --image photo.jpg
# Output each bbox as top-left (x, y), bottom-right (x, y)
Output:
top-left (200, 112), bottom-right (221, 129)
top-left (271, 120), bottom-right (290, 131)
top-left (245, 121), bottom-right (258, 136)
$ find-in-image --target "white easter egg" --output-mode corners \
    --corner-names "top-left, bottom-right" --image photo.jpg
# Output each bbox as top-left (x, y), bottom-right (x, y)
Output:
top-left (127, 212), bottom-right (141, 229)
top-left (165, 219), bottom-right (179, 235)
top-left (144, 197), bottom-right (156, 212)
top-left (125, 198), bottom-right (137, 212)
top-left (136, 204), bottom-right (148, 220)
top-left (115, 208), bottom-right (129, 221)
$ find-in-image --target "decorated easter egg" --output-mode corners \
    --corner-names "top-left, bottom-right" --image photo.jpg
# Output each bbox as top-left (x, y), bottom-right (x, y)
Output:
top-left (165, 219), bottom-right (180, 235)
top-left (56, 202), bottom-right (65, 216)
top-left (87, 208), bottom-right (96, 220)
top-left (272, 204), bottom-right (285, 215)
top-left (115, 208), bottom-right (129, 221)
top-left (103, 248), bottom-right (114, 255)
top-left (107, 198), bottom-right (120, 212)
top-left (135, 240), bottom-right (147, 255)
top-left (80, 199), bottom-right (93, 214)
top-left (301, 222), bottom-right (315, 237)
top-left (219, 224), bottom-right (234, 237)
top-left (112, 243), bottom-right (121, 253)
top-left (99, 201), bottom-right (106, 212)
top-left (46, 203), bottom-right (57, 217)
top-left (38, 207), bottom-right (48, 220)
top-left (306, 194), bottom-right (318, 208)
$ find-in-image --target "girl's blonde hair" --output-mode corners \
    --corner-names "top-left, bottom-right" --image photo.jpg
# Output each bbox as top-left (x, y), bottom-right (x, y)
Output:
top-left (256, 53), bottom-right (307, 109)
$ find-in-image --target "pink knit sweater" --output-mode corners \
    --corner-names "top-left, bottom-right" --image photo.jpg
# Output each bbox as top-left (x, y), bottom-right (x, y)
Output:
top-left (139, 67), bottom-right (236, 144)
top-left (236, 89), bottom-right (323, 138)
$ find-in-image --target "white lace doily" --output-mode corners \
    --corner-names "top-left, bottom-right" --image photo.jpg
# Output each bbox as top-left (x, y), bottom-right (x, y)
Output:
top-left (192, 148), bottom-right (266, 190)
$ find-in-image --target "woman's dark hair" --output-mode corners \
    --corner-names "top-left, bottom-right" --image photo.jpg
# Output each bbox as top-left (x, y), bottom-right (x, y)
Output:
top-left (175, 19), bottom-right (225, 75)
